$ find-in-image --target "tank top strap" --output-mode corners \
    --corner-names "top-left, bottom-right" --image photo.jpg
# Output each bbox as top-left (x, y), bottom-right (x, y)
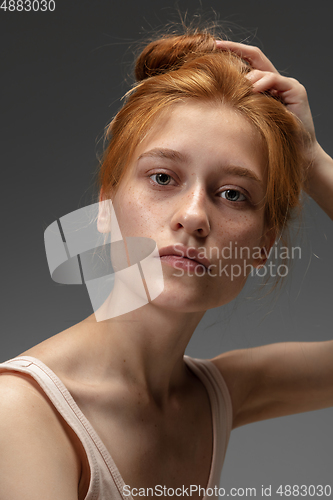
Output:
top-left (0, 356), bottom-right (123, 500)
top-left (183, 355), bottom-right (233, 488)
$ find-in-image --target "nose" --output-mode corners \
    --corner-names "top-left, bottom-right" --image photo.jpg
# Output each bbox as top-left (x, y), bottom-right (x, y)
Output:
top-left (170, 186), bottom-right (211, 238)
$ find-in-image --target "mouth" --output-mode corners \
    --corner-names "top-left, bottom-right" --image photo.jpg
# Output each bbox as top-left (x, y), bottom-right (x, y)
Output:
top-left (156, 244), bottom-right (211, 273)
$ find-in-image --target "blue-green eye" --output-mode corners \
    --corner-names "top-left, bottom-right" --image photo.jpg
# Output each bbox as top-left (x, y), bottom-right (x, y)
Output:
top-left (220, 189), bottom-right (246, 202)
top-left (150, 173), bottom-right (172, 185)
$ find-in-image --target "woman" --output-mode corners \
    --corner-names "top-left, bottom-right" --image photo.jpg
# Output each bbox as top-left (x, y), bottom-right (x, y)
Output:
top-left (0, 30), bottom-right (332, 499)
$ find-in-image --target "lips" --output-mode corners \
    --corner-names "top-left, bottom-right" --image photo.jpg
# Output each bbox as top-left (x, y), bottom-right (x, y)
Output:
top-left (157, 244), bottom-right (211, 270)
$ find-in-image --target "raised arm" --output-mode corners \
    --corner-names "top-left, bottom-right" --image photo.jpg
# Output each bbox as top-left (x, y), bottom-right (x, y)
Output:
top-left (212, 341), bottom-right (333, 429)
top-left (212, 41), bottom-right (333, 428)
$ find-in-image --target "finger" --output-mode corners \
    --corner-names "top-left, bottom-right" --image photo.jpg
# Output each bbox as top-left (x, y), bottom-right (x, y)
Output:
top-left (215, 40), bottom-right (279, 74)
top-left (246, 71), bottom-right (307, 105)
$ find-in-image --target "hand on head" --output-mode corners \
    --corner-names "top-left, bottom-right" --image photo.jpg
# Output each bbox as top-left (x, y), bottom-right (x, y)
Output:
top-left (215, 40), bottom-right (316, 147)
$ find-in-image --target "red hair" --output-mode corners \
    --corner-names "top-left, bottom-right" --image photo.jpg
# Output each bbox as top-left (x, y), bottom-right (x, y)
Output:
top-left (98, 31), bottom-right (306, 238)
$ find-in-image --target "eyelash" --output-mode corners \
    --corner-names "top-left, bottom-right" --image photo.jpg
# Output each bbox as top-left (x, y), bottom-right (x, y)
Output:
top-left (149, 172), bottom-right (177, 186)
top-left (148, 172), bottom-right (248, 202)
top-left (219, 190), bottom-right (247, 202)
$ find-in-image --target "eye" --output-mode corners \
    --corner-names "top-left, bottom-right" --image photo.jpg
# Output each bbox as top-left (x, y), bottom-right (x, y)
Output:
top-left (220, 189), bottom-right (247, 202)
top-left (149, 173), bottom-right (174, 186)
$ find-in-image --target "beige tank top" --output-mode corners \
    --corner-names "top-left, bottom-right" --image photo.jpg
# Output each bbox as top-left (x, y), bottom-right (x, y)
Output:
top-left (0, 355), bottom-right (232, 500)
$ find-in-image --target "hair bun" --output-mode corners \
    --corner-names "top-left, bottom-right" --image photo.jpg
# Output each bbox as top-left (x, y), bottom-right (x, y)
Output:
top-left (135, 33), bottom-right (216, 81)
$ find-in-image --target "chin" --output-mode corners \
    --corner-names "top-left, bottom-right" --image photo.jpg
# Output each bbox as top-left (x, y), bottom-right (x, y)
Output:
top-left (148, 281), bottom-right (239, 313)
top-left (148, 285), bottom-right (207, 313)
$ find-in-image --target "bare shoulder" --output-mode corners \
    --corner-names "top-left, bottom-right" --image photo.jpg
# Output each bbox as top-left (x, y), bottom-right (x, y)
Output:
top-left (0, 371), bottom-right (80, 499)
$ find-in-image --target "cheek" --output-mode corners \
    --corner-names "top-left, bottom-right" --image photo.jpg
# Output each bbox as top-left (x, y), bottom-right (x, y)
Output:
top-left (216, 211), bottom-right (265, 251)
top-left (113, 185), bottom-right (165, 239)
top-left (206, 215), bottom-right (265, 309)
top-left (210, 211), bottom-right (266, 288)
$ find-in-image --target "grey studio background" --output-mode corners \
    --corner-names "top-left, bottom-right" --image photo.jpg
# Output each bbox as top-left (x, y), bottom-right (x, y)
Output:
top-left (1, 0), bottom-right (333, 498)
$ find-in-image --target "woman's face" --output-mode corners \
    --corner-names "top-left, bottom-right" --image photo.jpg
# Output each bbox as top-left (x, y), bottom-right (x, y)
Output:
top-left (110, 100), bottom-right (273, 312)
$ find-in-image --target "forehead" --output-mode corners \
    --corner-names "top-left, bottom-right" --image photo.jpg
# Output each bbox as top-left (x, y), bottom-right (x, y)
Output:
top-left (124, 99), bottom-right (267, 184)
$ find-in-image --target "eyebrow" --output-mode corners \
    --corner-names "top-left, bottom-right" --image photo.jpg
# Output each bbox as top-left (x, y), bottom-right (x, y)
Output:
top-left (137, 148), bottom-right (188, 163)
top-left (223, 165), bottom-right (262, 184)
top-left (137, 148), bottom-right (262, 184)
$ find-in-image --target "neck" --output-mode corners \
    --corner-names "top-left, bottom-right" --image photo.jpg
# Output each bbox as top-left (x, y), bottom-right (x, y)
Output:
top-left (82, 297), bottom-right (205, 405)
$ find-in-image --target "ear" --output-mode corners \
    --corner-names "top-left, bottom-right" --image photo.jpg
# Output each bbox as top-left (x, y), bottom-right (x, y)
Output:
top-left (252, 226), bottom-right (277, 269)
top-left (97, 189), bottom-right (113, 234)
top-left (97, 189), bottom-right (124, 242)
